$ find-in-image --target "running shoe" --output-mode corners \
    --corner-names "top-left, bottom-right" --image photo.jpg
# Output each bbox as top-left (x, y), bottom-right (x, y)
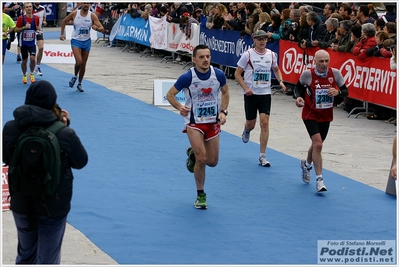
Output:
top-left (76, 84), bottom-right (84, 92)
top-left (300, 159), bottom-right (312, 184)
top-left (22, 75), bottom-right (28, 84)
top-left (194, 193), bottom-right (207, 209)
top-left (242, 128), bottom-right (250, 143)
top-left (29, 73), bottom-right (35, 83)
top-left (186, 146), bottom-right (195, 173)
top-left (34, 66), bottom-right (42, 76)
top-left (16, 54), bottom-right (22, 62)
top-left (316, 177), bottom-right (327, 192)
top-left (259, 154), bottom-right (271, 167)
top-left (69, 76), bottom-right (77, 88)
top-left (6, 38), bottom-right (11, 50)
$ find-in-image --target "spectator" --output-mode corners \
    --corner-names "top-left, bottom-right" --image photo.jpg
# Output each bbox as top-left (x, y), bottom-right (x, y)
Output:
top-left (357, 5), bottom-right (375, 24)
top-left (352, 23), bottom-right (377, 60)
top-left (316, 18), bottom-right (338, 49)
top-left (158, 5), bottom-right (169, 18)
top-left (254, 12), bottom-right (272, 33)
top-left (366, 31), bottom-right (392, 58)
top-left (347, 23), bottom-right (362, 54)
top-left (180, 14), bottom-right (199, 40)
top-left (266, 13), bottom-right (282, 43)
top-left (228, 3), bottom-right (237, 18)
top-left (296, 12), bottom-right (310, 47)
top-left (141, 4), bottom-right (152, 20)
top-left (374, 18), bottom-right (386, 32)
top-left (338, 3), bottom-right (352, 20)
top-left (192, 7), bottom-right (204, 23)
top-left (367, 4), bottom-right (378, 20)
top-left (282, 9), bottom-right (300, 41)
top-left (166, 2), bottom-right (188, 23)
top-left (242, 3), bottom-right (260, 36)
top-left (331, 20), bottom-right (353, 52)
top-left (225, 2), bottom-right (246, 31)
top-left (206, 4), bottom-right (227, 30)
top-left (150, 3), bottom-right (158, 17)
top-left (321, 3), bottom-right (336, 23)
top-left (349, 10), bottom-right (359, 25)
top-left (383, 4), bottom-right (396, 23)
top-left (300, 11), bottom-right (327, 49)
top-left (330, 13), bottom-right (343, 22)
top-left (298, 5), bottom-right (309, 14)
top-left (267, 8), bottom-right (291, 41)
top-left (390, 44), bottom-right (396, 70)
top-left (384, 22), bottom-right (396, 44)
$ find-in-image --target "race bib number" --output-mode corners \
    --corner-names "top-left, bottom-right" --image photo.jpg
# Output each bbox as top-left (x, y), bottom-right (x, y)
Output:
top-left (195, 101), bottom-right (217, 122)
top-left (316, 89), bottom-right (333, 109)
top-left (22, 30), bottom-right (35, 42)
top-left (78, 27), bottom-right (90, 35)
top-left (253, 71), bottom-right (270, 85)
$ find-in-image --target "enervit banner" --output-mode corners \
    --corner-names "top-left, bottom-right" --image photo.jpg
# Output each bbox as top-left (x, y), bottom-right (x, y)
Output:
top-left (279, 40), bottom-right (397, 109)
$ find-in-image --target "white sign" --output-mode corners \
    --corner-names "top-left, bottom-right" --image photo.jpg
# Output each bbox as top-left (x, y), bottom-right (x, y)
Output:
top-left (317, 240), bottom-right (396, 265)
top-left (153, 79), bottom-right (186, 106)
top-left (65, 25), bottom-right (98, 41)
top-left (41, 44), bottom-right (75, 64)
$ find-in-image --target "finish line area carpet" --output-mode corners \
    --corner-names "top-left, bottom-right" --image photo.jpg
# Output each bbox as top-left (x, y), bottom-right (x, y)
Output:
top-left (2, 53), bottom-right (396, 265)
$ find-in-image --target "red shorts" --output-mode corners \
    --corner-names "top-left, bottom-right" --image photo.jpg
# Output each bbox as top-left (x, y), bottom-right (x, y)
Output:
top-left (183, 123), bottom-right (221, 141)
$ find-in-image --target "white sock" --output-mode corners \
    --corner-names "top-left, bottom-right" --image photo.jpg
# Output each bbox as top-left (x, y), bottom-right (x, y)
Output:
top-left (316, 175), bottom-right (323, 180)
top-left (305, 161), bottom-right (311, 168)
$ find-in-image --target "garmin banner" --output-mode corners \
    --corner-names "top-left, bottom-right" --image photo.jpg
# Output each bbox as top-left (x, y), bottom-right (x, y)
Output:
top-left (113, 14), bottom-right (151, 47)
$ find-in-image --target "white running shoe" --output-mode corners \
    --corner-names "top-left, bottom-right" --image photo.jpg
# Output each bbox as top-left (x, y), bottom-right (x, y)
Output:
top-left (259, 154), bottom-right (271, 167)
top-left (242, 128), bottom-right (250, 143)
top-left (300, 159), bottom-right (312, 184)
top-left (316, 177), bottom-right (327, 192)
top-left (34, 66), bottom-right (42, 76)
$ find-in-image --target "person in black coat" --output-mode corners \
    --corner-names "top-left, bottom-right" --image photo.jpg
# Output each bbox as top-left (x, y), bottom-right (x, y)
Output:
top-left (2, 80), bottom-right (88, 264)
top-left (300, 11), bottom-right (327, 49)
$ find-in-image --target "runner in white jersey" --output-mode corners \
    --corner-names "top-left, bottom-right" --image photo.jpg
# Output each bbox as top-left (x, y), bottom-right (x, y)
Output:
top-left (235, 29), bottom-right (286, 167)
top-left (166, 45), bottom-right (230, 209)
top-left (32, 2), bottom-right (46, 76)
top-left (60, 2), bottom-right (104, 92)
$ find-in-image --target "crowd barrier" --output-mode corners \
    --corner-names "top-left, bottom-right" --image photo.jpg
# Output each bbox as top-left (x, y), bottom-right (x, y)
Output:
top-left (110, 14), bottom-right (397, 110)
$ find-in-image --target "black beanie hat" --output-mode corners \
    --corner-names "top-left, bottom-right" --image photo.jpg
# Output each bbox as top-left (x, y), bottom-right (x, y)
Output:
top-left (25, 80), bottom-right (57, 110)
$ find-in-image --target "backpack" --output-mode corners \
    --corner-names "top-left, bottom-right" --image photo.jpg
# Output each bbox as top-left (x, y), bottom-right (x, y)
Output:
top-left (8, 121), bottom-right (66, 199)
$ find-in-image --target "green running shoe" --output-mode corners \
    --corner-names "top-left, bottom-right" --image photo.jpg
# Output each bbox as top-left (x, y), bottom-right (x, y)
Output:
top-left (186, 146), bottom-right (195, 173)
top-left (194, 193), bottom-right (207, 209)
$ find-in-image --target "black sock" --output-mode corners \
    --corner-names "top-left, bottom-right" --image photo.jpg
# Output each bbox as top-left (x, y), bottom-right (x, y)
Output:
top-left (197, 190), bottom-right (204, 196)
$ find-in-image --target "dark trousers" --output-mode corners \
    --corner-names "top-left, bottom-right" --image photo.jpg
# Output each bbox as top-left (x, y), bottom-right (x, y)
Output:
top-left (12, 211), bottom-right (67, 264)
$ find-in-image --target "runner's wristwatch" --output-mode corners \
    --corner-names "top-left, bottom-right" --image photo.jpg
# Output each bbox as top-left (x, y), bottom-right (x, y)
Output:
top-left (221, 110), bottom-right (228, 116)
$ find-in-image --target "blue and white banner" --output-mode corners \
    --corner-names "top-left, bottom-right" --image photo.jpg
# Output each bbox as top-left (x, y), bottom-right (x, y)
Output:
top-left (40, 2), bottom-right (57, 21)
top-left (114, 14), bottom-right (151, 46)
top-left (199, 27), bottom-right (252, 68)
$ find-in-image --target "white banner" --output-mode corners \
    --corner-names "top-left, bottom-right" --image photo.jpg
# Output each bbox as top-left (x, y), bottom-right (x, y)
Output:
top-left (165, 23), bottom-right (199, 54)
top-left (149, 16), bottom-right (168, 50)
top-left (41, 44), bottom-right (75, 64)
top-left (153, 79), bottom-right (186, 106)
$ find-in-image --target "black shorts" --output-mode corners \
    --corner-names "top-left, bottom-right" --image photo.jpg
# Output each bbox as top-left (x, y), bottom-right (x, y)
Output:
top-left (21, 45), bottom-right (36, 60)
top-left (244, 94), bottom-right (271, 120)
top-left (303, 120), bottom-right (330, 141)
top-left (36, 32), bottom-right (44, 41)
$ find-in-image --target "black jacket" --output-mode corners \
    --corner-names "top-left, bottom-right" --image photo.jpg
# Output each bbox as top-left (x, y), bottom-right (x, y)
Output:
top-left (3, 105), bottom-right (88, 217)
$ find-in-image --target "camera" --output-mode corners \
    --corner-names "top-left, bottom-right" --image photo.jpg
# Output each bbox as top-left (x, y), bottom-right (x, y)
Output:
top-left (291, 22), bottom-right (298, 30)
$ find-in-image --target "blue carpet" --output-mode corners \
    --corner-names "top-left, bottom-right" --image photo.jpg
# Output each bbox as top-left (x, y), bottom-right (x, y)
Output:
top-left (2, 49), bottom-right (396, 265)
